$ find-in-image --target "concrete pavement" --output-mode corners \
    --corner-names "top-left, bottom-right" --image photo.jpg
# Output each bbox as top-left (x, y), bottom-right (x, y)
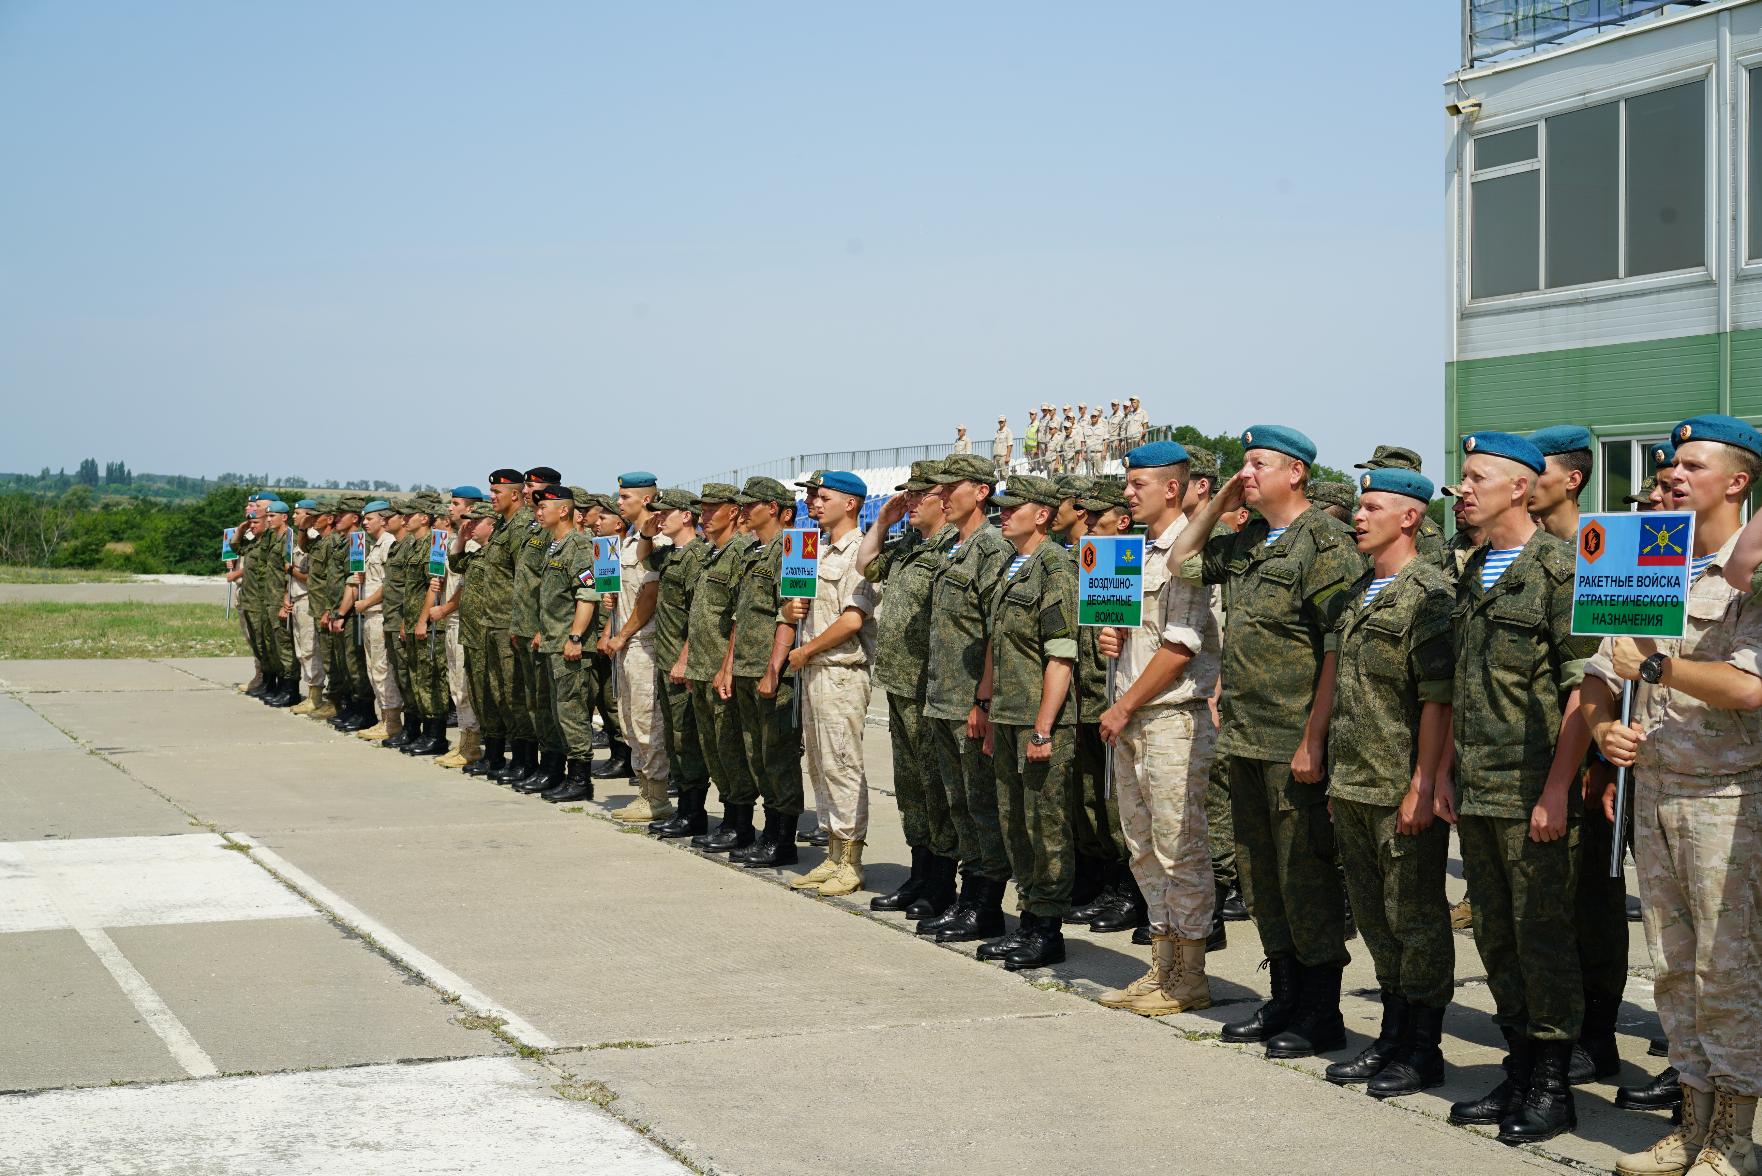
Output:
top-left (0, 656), bottom-right (1669, 1174)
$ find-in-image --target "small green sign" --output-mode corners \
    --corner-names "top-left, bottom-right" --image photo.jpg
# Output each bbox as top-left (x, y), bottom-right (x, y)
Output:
top-left (1077, 536), bottom-right (1144, 627)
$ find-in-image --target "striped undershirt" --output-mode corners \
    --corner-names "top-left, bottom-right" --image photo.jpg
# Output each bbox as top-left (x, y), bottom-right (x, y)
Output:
top-left (1692, 553), bottom-right (1717, 581)
top-left (1479, 547), bottom-right (1523, 591)
top-left (1363, 575), bottom-right (1397, 605)
top-left (1263, 527), bottom-right (1287, 547)
top-left (1006, 554), bottom-right (1028, 580)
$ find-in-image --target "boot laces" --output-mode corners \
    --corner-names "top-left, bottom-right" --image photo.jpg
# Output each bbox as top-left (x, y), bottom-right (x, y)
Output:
top-left (1700, 1093), bottom-right (1736, 1150)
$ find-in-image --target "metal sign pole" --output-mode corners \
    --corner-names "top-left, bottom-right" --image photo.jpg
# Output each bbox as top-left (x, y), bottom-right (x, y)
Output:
top-left (1104, 658), bottom-right (1117, 798)
top-left (1609, 682), bottom-right (1633, 879)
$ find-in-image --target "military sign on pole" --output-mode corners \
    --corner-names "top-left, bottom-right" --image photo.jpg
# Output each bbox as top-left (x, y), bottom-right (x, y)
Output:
top-left (348, 530), bottom-right (367, 574)
top-left (1573, 510), bottom-right (1695, 878)
top-left (221, 527), bottom-right (238, 563)
top-left (779, 528), bottom-right (820, 599)
top-left (592, 537), bottom-right (621, 594)
top-left (1077, 535), bottom-right (1144, 627)
top-left (427, 529), bottom-right (450, 579)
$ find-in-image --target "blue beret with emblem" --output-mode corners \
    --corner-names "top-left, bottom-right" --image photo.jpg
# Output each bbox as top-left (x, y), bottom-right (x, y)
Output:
top-left (293, 498), bottom-right (318, 510)
top-left (1358, 468), bottom-right (1434, 504)
top-left (1651, 439), bottom-right (1677, 469)
top-left (1125, 440), bottom-right (1190, 469)
top-left (362, 499), bottom-right (392, 515)
top-left (1527, 424), bottom-right (1594, 456)
top-left (1240, 424), bottom-right (1316, 464)
top-left (1460, 431), bottom-right (1545, 474)
top-left (617, 471), bottom-right (658, 489)
top-left (820, 470), bottom-right (868, 498)
top-left (1673, 415), bottom-right (1762, 458)
top-left (450, 485), bottom-right (486, 501)
top-left (265, 500), bottom-right (291, 515)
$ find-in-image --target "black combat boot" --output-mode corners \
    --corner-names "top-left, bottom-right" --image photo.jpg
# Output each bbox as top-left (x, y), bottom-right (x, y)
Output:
top-left (1065, 867), bottom-right (1116, 924)
top-left (465, 738), bottom-right (504, 778)
top-left (1065, 854), bottom-right (1106, 916)
top-left (517, 750), bottom-right (563, 795)
top-left (1499, 1040), bottom-right (1576, 1145)
top-left (1219, 880), bottom-right (1249, 921)
top-left (871, 847), bottom-right (928, 912)
top-left (730, 811), bottom-right (775, 864)
top-left (494, 740), bottom-right (534, 785)
top-left (1326, 990), bottom-right (1409, 1085)
top-left (1005, 912), bottom-right (1066, 972)
top-left (1221, 956), bottom-right (1302, 1043)
top-left (406, 715), bottom-right (444, 755)
top-left (544, 759), bottom-right (595, 804)
top-left (1368, 1003), bottom-right (1446, 1098)
top-left (1206, 882), bottom-right (1229, 952)
top-left (383, 714), bottom-right (417, 750)
top-left (936, 876), bottom-right (1006, 943)
top-left (1616, 1066), bottom-right (1681, 1112)
top-left (1089, 865), bottom-right (1148, 934)
top-left (976, 912), bottom-right (1030, 961)
top-left (1569, 991), bottom-right (1621, 1085)
top-left (445, 705), bottom-right (457, 728)
top-left (267, 676), bottom-right (302, 707)
top-left (1450, 1032), bottom-right (1534, 1125)
top-left (245, 675), bottom-right (271, 700)
top-left (806, 826), bottom-right (830, 848)
top-left (703, 803), bottom-right (755, 853)
top-left (591, 743), bottom-right (633, 779)
top-left (651, 786), bottom-right (696, 834)
top-left (656, 789), bottom-right (709, 839)
top-left (690, 804), bottom-right (729, 849)
top-left (1266, 963), bottom-right (1347, 1058)
top-left (743, 809), bottom-right (799, 868)
top-left (424, 716), bottom-right (449, 758)
top-left (918, 870), bottom-right (976, 936)
top-left (338, 701), bottom-right (378, 732)
top-left (906, 855), bottom-right (959, 922)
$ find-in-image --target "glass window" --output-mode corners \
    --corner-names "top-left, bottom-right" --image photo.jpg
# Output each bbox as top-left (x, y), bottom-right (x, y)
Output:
top-left (1601, 440), bottom-right (1632, 513)
top-left (1627, 81), bottom-right (1705, 276)
top-left (1475, 125), bottom-right (1539, 171)
top-left (1749, 68), bottom-right (1762, 262)
top-left (1546, 103), bottom-right (1619, 288)
top-left (1472, 171), bottom-right (1540, 299)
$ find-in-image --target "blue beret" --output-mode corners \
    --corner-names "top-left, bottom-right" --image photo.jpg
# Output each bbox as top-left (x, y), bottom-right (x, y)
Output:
top-left (1674, 415), bottom-right (1762, 458)
top-left (1357, 469), bottom-right (1434, 504)
top-left (1650, 439), bottom-right (1677, 468)
top-left (820, 470), bottom-right (868, 498)
top-left (293, 498), bottom-right (318, 510)
top-left (1527, 424), bottom-right (1594, 456)
top-left (247, 492), bottom-right (271, 502)
top-left (362, 499), bottom-right (392, 514)
top-left (1241, 424), bottom-right (1316, 464)
top-left (265, 500), bottom-right (291, 515)
top-left (1461, 431), bottom-right (1545, 474)
top-left (617, 471), bottom-right (658, 489)
top-left (1125, 440), bottom-right (1190, 469)
top-left (449, 485), bottom-right (486, 501)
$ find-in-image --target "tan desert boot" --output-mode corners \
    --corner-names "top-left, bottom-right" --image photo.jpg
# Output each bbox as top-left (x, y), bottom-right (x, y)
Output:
top-left (1449, 898), bottom-right (1473, 930)
top-left (309, 695), bottom-right (338, 720)
top-left (237, 670), bottom-right (262, 695)
top-left (1620, 1086), bottom-right (1714, 1176)
top-left (291, 686), bottom-right (322, 715)
top-left (357, 707), bottom-right (396, 742)
top-left (611, 778), bottom-right (673, 822)
top-left (791, 836), bottom-right (843, 889)
top-left (1687, 1090), bottom-right (1758, 1176)
top-left (1098, 938), bottom-right (1165, 1009)
top-left (816, 838), bottom-right (865, 897)
top-left (1127, 935), bottom-right (1211, 1016)
top-left (436, 727), bottom-right (479, 769)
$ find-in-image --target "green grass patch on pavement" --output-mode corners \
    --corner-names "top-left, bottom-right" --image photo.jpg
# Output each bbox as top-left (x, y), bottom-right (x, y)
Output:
top-left (0, 602), bottom-right (249, 659)
top-left (0, 565), bottom-right (133, 583)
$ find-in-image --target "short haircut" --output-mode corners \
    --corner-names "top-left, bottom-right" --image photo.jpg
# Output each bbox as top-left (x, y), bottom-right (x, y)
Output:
top-left (1552, 451), bottom-right (1593, 503)
top-left (1721, 444), bottom-right (1762, 493)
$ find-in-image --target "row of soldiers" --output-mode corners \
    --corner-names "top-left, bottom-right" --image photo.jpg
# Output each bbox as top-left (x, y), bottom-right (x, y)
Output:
top-left (961, 397), bottom-right (1151, 480)
top-left (226, 420), bottom-right (1758, 1175)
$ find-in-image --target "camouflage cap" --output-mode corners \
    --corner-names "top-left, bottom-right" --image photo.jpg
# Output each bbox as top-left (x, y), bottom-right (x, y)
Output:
top-left (1054, 474), bottom-right (1094, 501)
top-left (412, 494), bottom-right (447, 517)
top-left (1354, 445), bottom-right (1424, 472)
top-left (736, 476), bottom-right (794, 507)
top-left (335, 494), bottom-right (368, 514)
top-left (795, 469), bottom-right (829, 491)
top-left (929, 453), bottom-right (998, 486)
top-left (567, 486), bottom-right (592, 507)
top-left (696, 482), bottom-right (740, 505)
top-left (653, 486), bottom-right (697, 512)
top-left (992, 474), bottom-right (1063, 509)
top-left (1308, 479), bottom-right (1358, 510)
top-left (1624, 475), bottom-right (1658, 506)
top-left (466, 501), bottom-right (499, 521)
top-left (1185, 445), bottom-right (1219, 478)
top-left (388, 497), bottom-right (416, 515)
top-left (895, 459), bottom-right (943, 492)
top-left (585, 491), bottom-right (619, 513)
top-left (1079, 478), bottom-right (1128, 512)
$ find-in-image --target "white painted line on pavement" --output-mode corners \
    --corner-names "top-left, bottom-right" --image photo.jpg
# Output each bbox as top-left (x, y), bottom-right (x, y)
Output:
top-left (72, 923), bottom-right (219, 1079)
top-left (227, 833), bottom-right (560, 1050)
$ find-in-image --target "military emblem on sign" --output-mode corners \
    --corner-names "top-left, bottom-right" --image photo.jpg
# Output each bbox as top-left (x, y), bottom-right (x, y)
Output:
top-left (1579, 519), bottom-right (1605, 564)
top-left (1080, 541), bottom-right (1097, 572)
top-left (1639, 519), bottom-right (1689, 566)
top-left (801, 532), bottom-right (818, 559)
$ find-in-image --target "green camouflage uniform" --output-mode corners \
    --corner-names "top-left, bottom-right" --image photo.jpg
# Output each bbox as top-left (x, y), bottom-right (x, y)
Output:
top-left (866, 521), bottom-right (960, 857)
top-left (685, 531), bottom-right (759, 806)
top-left (988, 539), bottom-right (1080, 916)
top-left (456, 514), bottom-right (512, 740)
top-left (731, 536), bottom-right (803, 819)
top-left (243, 526), bottom-right (297, 682)
top-left (340, 527), bottom-right (372, 703)
top-left (1454, 531), bottom-right (1597, 1042)
top-left (1186, 506), bottom-right (1362, 968)
top-left (410, 523), bottom-right (452, 720)
top-left (307, 526), bottom-right (348, 702)
top-left (510, 507), bottom-right (563, 755)
top-left (924, 521), bottom-right (1016, 881)
top-left (1417, 516), bottom-right (1446, 567)
top-left (535, 530), bottom-right (601, 760)
top-left (1203, 519), bottom-right (1237, 894)
top-left (651, 536), bottom-right (710, 794)
top-left (1327, 559), bottom-right (1457, 1008)
top-left (384, 529), bottom-right (420, 716)
top-left (1072, 612), bottom-right (1127, 871)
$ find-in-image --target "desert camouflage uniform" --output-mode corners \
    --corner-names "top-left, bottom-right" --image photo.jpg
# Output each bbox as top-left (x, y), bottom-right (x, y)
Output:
top-left (799, 526), bottom-right (879, 841)
top-left (288, 531), bottom-right (322, 689)
top-left (361, 528), bottom-right (402, 712)
top-left (1328, 559), bottom-right (1456, 1008)
top-left (1587, 532), bottom-right (1762, 1095)
top-left (614, 531), bottom-right (668, 791)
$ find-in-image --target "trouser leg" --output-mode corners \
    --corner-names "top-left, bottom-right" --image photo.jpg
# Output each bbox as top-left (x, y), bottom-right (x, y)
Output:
top-left (803, 665), bottom-right (868, 841)
top-left (1114, 705), bottom-right (1215, 940)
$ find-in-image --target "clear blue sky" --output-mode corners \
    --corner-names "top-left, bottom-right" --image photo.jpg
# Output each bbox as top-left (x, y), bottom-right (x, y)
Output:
top-left (0, 1), bottom-right (1457, 489)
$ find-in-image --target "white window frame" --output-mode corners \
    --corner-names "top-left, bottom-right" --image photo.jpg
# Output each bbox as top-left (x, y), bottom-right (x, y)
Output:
top-left (1464, 64), bottom-right (1717, 310)
top-left (1738, 51), bottom-right (1762, 272)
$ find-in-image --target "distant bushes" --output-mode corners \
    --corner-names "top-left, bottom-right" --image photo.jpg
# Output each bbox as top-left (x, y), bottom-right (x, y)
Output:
top-left (0, 485), bottom-right (251, 575)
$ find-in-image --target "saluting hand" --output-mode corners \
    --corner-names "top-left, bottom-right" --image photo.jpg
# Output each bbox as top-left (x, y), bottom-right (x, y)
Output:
top-left (1216, 468), bottom-right (1250, 513)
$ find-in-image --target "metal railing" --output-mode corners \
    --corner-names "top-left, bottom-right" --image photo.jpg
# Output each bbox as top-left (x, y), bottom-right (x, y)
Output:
top-left (1465, 1), bottom-right (1701, 68)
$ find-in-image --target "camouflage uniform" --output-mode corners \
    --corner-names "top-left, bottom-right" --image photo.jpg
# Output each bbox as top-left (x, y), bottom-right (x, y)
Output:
top-left (510, 506), bottom-right (563, 756)
top-left (307, 524), bottom-right (347, 703)
top-left (1587, 532), bottom-right (1762, 1096)
top-left (651, 534), bottom-right (710, 796)
top-left (339, 525), bottom-right (373, 704)
top-left (614, 530), bottom-right (668, 791)
top-left (1454, 531), bottom-right (1597, 1042)
top-left (406, 516), bottom-right (451, 723)
top-left (242, 525), bottom-right (296, 684)
top-left (1072, 621), bottom-right (1127, 872)
top-left (924, 509), bottom-right (1015, 881)
top-left (867, 519), bottom-right (961, 857)
top-left (799, 526), bottom-right (879, 840)
top-left (1185, 506), bottom-right (1361, 968)
top-left (384, 523), bottom-right (423, 719)
top-left (535, 530), bottom-right (601, 761)
top-left (1112, 515), bottom-right (1222, 939)
top-left (731, 531), bottom-right (803, 820)
top-left (989, 538), bottom-right (1080, 916)
top-left (361, 528), bottom-right (402, 712)
top-left (686, 525), bottom-right (759, 807)
top-left (1328, 559), bottom-right (1456, 1008)
top-left (288, 530), bottom-right (322, 690)
top-left (1082, 417), bottom-right (1107, 476)
top-left (458, 511), bottom-right (515, 742)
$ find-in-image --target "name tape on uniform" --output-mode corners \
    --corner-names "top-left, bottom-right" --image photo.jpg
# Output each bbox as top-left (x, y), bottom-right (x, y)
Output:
top-left (348, 531), bottom-right (367, 574)
top-left (779, 528), bottom-right (820, 599)
top-left (1572, 511), bottom-right (1694, 638)
top-left (592, 537), bottom-right (621, 593)
top-left (428, 529), bottom-right (450, 578)
top-left (1077, 535), bottom-right (1144, 627)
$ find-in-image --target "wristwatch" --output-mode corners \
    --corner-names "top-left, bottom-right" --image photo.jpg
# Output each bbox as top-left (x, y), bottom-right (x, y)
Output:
top-left (1639, 652), bottom-right (1669, 684)
top-left (974, 697), bottom-right (990, 712)
top-left (1028, 730), bottom-right (1053, 746)
top-left (567, 634), bottom-right (584, 645)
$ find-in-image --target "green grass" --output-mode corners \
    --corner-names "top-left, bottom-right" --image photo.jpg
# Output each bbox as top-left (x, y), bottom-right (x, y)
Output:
top-left (0, 565), bottom-right (133, 584)
top-left (0, 602), bottom-right (250, 659)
